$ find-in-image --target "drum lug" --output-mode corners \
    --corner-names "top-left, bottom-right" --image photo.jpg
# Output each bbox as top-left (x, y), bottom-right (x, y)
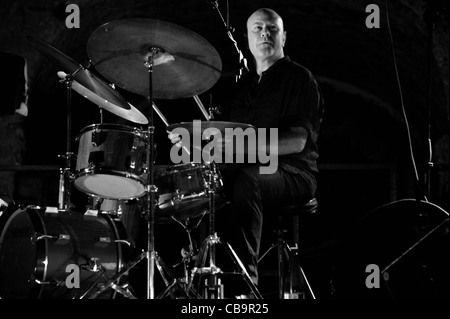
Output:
top-left (95, 236), bottom-right (113, 247)
top-left (35, 233), bottom-right (70, 245)
top-left (67, 172), bottom-right (75, 182)
top-left (174, 189), bottom-right (182, 202)
top-left (147, 184), bottom-right (158, 193)
top-left (32, 276), bottom-right (65, 287)
top-left (81, 257), bottom-right (102, 273)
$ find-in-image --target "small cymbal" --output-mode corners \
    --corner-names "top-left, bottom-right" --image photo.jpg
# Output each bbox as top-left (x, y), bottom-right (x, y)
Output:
top-left (27, 36), bottom-right (148, 124)
top-left (87, 18), bottom-right (222, 99)
top-left (57, 71), bottom-right (148, 124)
top-left (167, 121), bottom-right (255, 135)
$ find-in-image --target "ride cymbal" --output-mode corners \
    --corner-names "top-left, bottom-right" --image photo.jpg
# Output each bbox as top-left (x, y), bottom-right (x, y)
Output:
top-left (87, 18), bottom-right (222, 99)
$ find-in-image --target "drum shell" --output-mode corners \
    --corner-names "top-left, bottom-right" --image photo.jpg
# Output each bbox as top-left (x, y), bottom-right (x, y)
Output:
top-left (154, 163), bottom-right (210, 220)
top-left (74, 123), bottom-right (148, 200)
top-left (0, 206), bottom-right (128, 299)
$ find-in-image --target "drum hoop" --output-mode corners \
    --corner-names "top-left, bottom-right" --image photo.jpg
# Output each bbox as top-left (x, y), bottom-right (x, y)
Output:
top-left (76, 123), bottom-right (147, 140)
top-left (74, 168), bottom-right (146, 184)
top-left (73, 170), bottom-right (147, 200)
top-left (158, 162), bottom-right (205, 175)
top-left (99, 214), bottom-right (127, 273)
top-left (0, 206), bottom-right (48, 298)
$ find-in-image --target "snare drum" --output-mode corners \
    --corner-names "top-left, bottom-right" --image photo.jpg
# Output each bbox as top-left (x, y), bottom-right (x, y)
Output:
top-left (0, 206), bottom-right (129, 299)
top-left (74, 123), bottom-right (148, 200)
top-left (154, 163), bottom-right (224, 221)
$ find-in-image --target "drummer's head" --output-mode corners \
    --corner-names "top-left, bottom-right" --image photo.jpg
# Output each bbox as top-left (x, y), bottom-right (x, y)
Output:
top-left (246, 8), bottom-right (286, 63)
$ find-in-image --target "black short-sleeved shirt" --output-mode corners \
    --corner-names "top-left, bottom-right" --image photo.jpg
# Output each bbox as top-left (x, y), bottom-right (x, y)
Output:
top-left (227, 56), bottom-right (324, 177)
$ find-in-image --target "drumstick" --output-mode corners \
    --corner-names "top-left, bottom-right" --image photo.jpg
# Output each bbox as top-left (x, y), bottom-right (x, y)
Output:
top-left (152, 102), bottom-right (169, 126)
top-left (152, 101), bottom-right (191, 156)
top-left (193, 95), bottom-right (210, 121)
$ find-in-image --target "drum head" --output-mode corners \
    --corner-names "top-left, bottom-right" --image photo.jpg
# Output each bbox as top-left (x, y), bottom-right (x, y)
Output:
top-left (74, 174), bottom-right (146, 200)
top-left (0, 207), bottom-right (41, 299)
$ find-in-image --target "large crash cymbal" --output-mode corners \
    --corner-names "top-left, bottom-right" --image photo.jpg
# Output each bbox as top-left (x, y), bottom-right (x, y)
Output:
top-left (87, 18), bottom-right (222, 99)
top-left (27, 36), bottom-right (148, 124)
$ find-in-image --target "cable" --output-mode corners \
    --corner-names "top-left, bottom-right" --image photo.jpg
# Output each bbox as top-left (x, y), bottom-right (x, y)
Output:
top-left (384, 0), bottom-right (427, 201)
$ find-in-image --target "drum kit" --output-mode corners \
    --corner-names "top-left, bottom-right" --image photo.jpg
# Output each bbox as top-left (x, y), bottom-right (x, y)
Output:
top-left (0, 18), bottom-right (260, 299)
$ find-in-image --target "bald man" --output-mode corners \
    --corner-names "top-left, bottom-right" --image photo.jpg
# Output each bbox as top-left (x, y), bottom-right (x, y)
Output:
top-left (216, 8), bottom-right (324, 298)
top-left (167, 8), bottom-right (324, 298)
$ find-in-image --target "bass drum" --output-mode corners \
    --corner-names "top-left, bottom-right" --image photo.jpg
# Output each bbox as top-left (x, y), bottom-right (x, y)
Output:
top-left (0, 206), bottom-right (130, 299)
top-left (331, 199), bottom-right (449, 299)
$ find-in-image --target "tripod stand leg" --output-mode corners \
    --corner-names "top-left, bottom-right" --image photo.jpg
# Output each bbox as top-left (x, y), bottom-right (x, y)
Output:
top-left (186, 235), bottom-right (215, 296)
top-left (299, 265), bottom-right (316, 299)
top-left (222, 240), bottom-right (263, 299)
top-left (84, 251), bottom-right (146, 299)
top-left (188, 234), bottom-right (263, 299)
top-left (286, 249), bottom-right (316, 299)
top-left (153, 252), bottom-right (193, 299)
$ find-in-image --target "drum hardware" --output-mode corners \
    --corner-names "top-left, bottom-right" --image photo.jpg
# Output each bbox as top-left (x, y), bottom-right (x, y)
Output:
top-left (81, 42), bottom-right (165, 300)
top-left (170, 209), bottom-right (208, 298)
top-left (58, 71), bottom-right (75, 212)
top-left (85, 18), bottom-right (224, 299)
top-left (184, 138), bottom-right (262, 299)
top-left (73, 123), bottom-right (149, 200)
top-left (81, 258), bottom-right (102, 272)
top-left (27, 36), bottom-right (148, 213)
top-left (109, 282), bottom-right (138, 299)
top-left (79, 265), bottom-right (137, 299)
top-left (33, 277), bottom-right (66, 287)
top-left (0, 206), bottom-right (128, 299)
top-left (35, 232), bottom-right (70, 243)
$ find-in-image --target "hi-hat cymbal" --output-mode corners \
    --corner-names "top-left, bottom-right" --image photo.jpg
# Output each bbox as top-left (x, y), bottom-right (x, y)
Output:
top-left (167, 121), bottom-right (255, 136)
top-left (87, 18), bottom-right (222, 99)
top-left (27, 36), bottom-right (148, 125)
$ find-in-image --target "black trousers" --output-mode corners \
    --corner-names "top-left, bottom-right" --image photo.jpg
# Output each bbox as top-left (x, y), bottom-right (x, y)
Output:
top-left (217, 163), bottom-right (317, 289)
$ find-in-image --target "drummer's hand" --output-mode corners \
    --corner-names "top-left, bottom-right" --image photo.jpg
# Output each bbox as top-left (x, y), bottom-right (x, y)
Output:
top-left (167, 131), bottom-right (182, 148)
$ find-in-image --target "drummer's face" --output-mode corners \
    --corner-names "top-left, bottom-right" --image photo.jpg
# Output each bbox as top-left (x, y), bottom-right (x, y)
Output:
top-left (247, 9), bottom-right (286, 62)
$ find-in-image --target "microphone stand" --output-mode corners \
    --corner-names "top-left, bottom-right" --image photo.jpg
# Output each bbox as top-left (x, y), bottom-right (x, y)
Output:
top-left (207, 0), bottom-right (248, 82)
top-left (423, 0), bottom-right (445, 201)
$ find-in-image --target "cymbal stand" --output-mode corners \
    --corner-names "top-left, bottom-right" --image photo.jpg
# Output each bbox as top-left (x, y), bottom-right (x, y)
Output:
top-left (57, 70), bottom-right (80, 211)
top-left (84, 48), bottom-right (190, 299)
top-left (171, 212), bottom-right (208, 298)
top-left (187, 138), bottom-right (262, 299)
top-left (142, 47), bottom-right (158, 299)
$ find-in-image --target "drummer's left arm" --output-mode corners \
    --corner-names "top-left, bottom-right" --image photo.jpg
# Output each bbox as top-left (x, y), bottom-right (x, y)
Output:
top-left (270, 126), bottom-right (307, 156)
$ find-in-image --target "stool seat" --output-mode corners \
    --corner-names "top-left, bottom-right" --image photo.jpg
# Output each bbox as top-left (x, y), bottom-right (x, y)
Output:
top-left (273, 198), bottom-right (319, 216)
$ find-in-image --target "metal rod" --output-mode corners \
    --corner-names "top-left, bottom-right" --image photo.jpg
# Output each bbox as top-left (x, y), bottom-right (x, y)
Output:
top-left (144, 47), bottom-right (159, 299)
top-left (193, 95), bottom-right (210, 121)
top-left (152, 101), bottom-right (169, 126)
